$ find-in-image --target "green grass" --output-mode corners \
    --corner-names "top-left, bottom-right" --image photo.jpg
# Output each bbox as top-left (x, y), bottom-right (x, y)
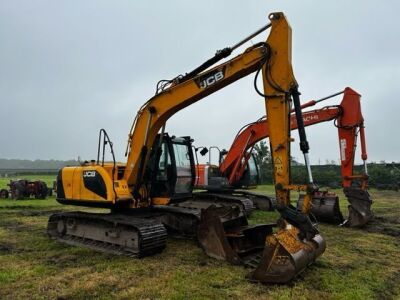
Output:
top-left (0, 177), bottom-right (399, 299)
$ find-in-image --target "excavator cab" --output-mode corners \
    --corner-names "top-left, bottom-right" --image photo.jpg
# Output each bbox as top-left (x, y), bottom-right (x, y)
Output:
top-left (195, 151), bottom-right (259, 190)
top-left (147, 134), bottom-right (195, 200)
top-left (234, 154), bottom-right (260, 189)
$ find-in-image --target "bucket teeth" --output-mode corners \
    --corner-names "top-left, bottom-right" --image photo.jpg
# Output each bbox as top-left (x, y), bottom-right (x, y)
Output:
top-left (343, 187), bottom-right (373, 227)
top-left (248, 223), bottom-right (326, 284)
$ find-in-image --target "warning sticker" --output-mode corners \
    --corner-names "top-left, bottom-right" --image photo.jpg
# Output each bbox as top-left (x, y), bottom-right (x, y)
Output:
top-left (274, 156), bottom-right (283, 175)
top-left (340, 139), bottom-right (346, 161)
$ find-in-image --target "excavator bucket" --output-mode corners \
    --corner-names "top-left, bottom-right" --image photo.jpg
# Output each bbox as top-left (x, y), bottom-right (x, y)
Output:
top-left (248, 223), bottom-right (326, 283)
top-left (197, 205), bottom-right (273, 265)
top-left (298, 192), bottom-right (344, 224)
top-left (197, 207), bottom-right (326, 284)
top-left (343, 187), bottom-right (373, 227)
top-left (197, 207), bottom-right (243, 264)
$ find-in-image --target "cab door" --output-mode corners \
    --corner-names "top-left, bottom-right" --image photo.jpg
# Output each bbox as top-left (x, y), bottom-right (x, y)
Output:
top-left (148, 135), bottom-right (195, 200)
top-left (171, 139), bottom-right (195, 196)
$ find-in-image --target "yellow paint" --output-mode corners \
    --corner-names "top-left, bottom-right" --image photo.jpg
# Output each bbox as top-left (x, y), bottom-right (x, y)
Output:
top-left (60, 164), bottom-right (131, 205)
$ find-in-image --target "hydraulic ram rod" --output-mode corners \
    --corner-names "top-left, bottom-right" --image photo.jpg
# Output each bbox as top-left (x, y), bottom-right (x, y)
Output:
top-left (178, 22), bottom-right (272, 83)
top-left (291, 88), bottom-right (314, 184)
top-left (230, 23), bottom-right (272, 51)
top-left (298, 90), bottom-right (345, 111)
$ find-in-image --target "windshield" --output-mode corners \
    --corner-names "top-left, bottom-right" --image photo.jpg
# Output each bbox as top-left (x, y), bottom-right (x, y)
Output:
top-left (173, 143), bottom-right (192, 194)
top-left (248, 156), bottom-right (258, 176)
top-left (157, 142), bottom-right (171, 181)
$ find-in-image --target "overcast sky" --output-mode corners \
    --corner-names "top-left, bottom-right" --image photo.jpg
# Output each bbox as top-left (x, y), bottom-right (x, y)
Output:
top-left (1, 1), bottom-right (399, 165)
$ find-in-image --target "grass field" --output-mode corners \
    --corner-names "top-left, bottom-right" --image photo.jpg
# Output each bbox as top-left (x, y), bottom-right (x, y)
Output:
top-left (0, 176), bottom-right (399, 299)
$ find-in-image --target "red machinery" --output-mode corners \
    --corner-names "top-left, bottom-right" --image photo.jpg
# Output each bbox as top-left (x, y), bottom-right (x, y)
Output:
top-left (195, 87), bottom-right (372, 227)
top-left (8, 179), bottom-right (48, 200)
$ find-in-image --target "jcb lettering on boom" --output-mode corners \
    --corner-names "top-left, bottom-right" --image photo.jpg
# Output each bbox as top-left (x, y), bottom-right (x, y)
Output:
top-left (196, 68), bottom-right (225, 89)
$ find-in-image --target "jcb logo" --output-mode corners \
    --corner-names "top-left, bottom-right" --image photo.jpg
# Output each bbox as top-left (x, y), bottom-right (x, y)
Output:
top-left (196, 68), bottom-right (225, 89)
top-left (83, 170), bottom-right (96, 178)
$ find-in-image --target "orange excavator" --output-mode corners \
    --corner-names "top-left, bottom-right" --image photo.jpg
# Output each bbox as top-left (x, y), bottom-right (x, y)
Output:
top-left (195, 87), bottom-right (372, 227)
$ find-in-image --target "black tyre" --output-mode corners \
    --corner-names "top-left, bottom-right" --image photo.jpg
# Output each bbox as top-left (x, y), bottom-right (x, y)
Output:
top-left (0, 189), bottom-right (9, 199)
top-left (13, 187), bottom-right (22, 200)
top-left (12, 181), bottom-right (25, 200)
top-left (37, 181), bottom-right (48, 199)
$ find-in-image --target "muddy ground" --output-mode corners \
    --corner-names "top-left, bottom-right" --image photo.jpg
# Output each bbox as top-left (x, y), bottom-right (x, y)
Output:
top-left (0, 183), bottom-right (399, 299)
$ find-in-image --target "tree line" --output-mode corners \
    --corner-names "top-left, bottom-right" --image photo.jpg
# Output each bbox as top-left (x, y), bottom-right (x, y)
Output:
top-left (253, 141), bottom-right (400, 189)
top-left (0, 159), bottom-right (78, 169)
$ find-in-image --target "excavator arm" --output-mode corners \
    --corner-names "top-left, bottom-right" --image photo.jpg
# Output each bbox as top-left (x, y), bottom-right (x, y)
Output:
top-left (336, 89), bottom-right (372, 226)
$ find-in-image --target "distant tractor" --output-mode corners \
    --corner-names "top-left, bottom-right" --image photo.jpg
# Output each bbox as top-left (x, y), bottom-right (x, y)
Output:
top-left (7, 179), bottom-right (48, 200)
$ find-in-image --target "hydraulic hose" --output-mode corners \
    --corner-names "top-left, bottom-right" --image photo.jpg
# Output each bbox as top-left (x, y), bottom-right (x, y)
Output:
top-left (291, 88), bottom-right (314, 184)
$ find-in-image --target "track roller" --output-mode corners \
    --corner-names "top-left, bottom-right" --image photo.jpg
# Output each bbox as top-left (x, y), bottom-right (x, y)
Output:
top-left (48, 211), bottom-right (167, 257)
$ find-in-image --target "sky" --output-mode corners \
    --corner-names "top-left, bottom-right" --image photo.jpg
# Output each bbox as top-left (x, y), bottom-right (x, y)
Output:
top-left (0, 1), bottom-right (399, 165)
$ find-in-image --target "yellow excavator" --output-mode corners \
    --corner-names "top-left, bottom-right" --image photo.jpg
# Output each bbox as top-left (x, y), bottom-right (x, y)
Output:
top-left (48, 12), bottom-right (325, 283)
